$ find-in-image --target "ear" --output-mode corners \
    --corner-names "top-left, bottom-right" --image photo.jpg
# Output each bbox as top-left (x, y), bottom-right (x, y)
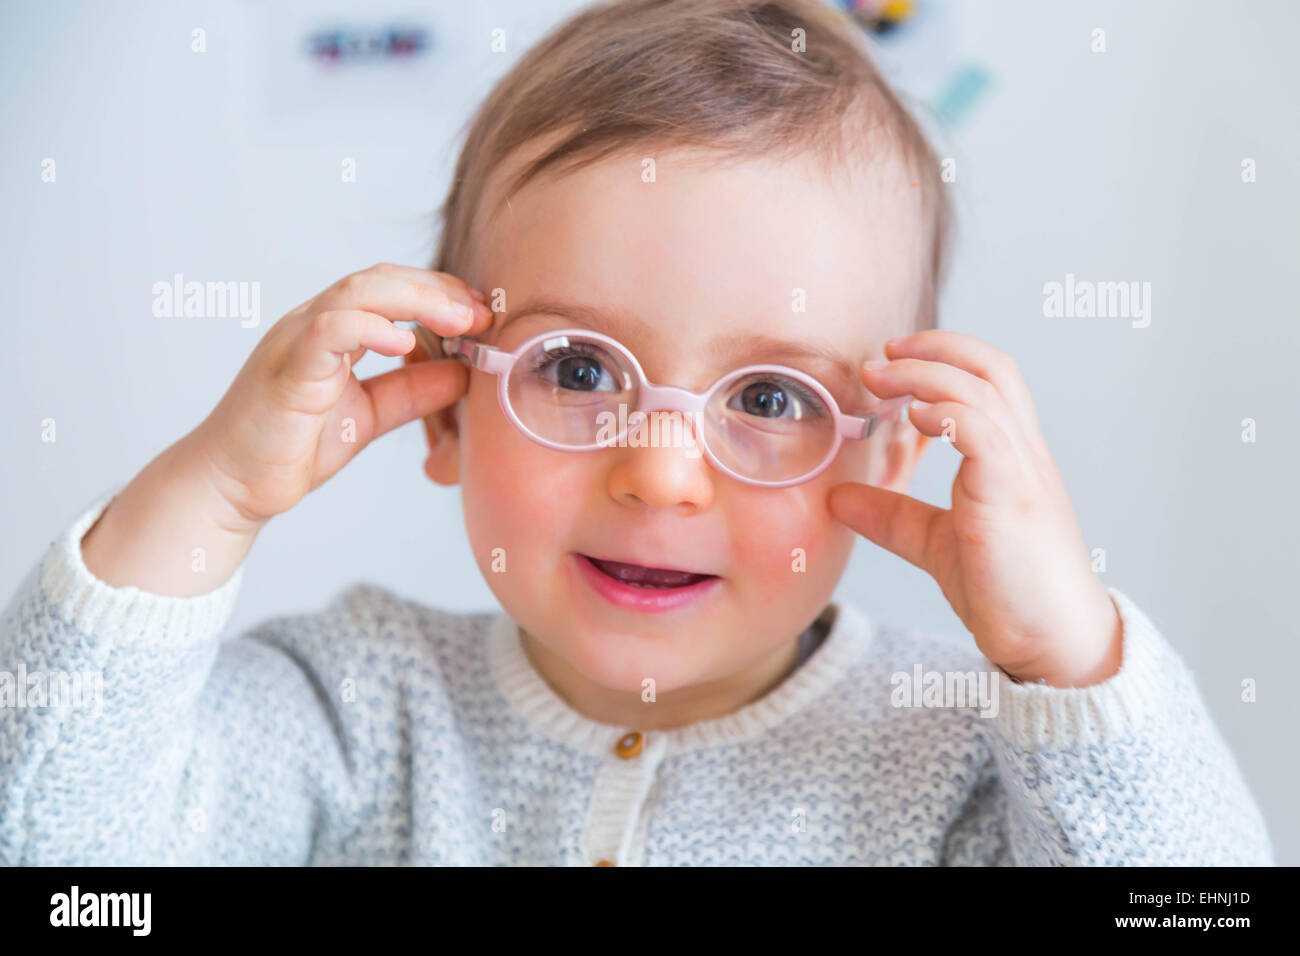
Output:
top-left (875, 417), bottom-right (931, 493)
top-left (404, 329), bottom-right (463, 486)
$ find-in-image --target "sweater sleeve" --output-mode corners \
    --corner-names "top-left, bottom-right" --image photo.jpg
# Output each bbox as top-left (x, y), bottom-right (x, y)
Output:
top-left (945, 586), bottom-right (1273, 866)
top-left (0, 486), bottom-right (356, 865)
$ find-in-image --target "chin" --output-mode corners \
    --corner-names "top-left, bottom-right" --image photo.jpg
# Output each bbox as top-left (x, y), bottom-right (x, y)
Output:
top-left (564, 630), bottom-right (704, 696)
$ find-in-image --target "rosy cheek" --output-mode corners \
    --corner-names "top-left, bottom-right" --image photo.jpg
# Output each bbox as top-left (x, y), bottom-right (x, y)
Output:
top-left (727, 484), bottom-right (845, 607)
top-left (460, 396), bottom-right (540, 565)
top-left (460, 393), bottom-right (595, 567)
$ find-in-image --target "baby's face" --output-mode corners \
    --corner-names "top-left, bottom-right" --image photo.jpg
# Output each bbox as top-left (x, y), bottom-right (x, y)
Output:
top-left (427, 145), bottom-right (929, 694)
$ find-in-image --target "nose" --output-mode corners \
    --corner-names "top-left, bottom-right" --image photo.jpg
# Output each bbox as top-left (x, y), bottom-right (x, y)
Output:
top-left (605, 412), bottom-right (715, 514)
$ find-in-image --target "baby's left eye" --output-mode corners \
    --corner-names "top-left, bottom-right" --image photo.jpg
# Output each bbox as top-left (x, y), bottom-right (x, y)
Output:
top-left (725, 376), bottom-right (827, 420)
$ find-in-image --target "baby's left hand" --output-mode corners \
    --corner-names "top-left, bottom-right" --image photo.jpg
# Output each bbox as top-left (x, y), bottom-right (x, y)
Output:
top-left (828, 329), bottom-right (1123, 688)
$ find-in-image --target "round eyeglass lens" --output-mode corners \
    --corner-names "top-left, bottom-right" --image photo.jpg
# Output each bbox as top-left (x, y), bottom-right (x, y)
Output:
top-left (702, 371), bottom-right (838, 482)
top-left (506, 333), bottom-right (639, 448)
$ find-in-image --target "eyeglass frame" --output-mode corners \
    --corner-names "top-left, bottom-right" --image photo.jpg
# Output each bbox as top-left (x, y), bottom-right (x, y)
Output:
top-left (439, 326), bottom-right (911, 489)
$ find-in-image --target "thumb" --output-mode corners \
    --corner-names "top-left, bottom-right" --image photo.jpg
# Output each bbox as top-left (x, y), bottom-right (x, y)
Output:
top-left (827, 481), bottom-right (941, 573)
top-left (360, 358), bottom-right (470, 440)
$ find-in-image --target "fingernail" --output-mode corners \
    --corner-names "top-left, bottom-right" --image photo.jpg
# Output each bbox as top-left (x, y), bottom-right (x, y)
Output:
top-left (863, 359), bottom-right (889, 372)
top-left (911, 399), bottom-right (931, 410)
top-left (470, 288), bottom-right (488, 302)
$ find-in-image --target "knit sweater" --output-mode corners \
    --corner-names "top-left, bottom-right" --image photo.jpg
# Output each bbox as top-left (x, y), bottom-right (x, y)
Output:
top-left (0, 487), bottom-right (1274, 866)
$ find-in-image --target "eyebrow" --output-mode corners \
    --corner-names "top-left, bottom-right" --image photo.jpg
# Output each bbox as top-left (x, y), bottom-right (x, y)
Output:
top-left (499, 297), bottom-right (865, 398)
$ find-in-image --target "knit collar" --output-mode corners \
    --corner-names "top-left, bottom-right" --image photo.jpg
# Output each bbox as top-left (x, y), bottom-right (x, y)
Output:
top-left (485, 600), bottom-right (874, 757)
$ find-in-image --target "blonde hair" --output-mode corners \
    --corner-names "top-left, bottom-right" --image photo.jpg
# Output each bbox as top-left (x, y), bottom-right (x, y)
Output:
top-left (428, 0), bottom-right (951, 343)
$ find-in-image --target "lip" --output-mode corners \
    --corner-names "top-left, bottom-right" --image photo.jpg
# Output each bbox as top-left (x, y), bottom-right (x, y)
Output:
top-left (570, 553), bottom-right (722, 614)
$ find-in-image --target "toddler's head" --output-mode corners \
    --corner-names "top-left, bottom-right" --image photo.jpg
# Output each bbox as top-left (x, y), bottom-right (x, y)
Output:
top-left (411, 0), bottom-right (950, 721)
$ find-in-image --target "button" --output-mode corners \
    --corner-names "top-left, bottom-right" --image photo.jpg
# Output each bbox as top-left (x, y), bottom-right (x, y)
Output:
top-left (614, 731), bottom-right (643, 759)
top-left (594, 859), bottom-right (616, 867)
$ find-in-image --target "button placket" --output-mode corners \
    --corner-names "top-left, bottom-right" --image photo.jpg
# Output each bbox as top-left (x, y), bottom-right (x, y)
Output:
top-left (580, 730), bottom-right (666, 866)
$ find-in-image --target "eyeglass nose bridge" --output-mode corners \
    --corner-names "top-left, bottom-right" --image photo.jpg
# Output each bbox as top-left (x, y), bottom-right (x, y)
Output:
top-left (623, 382), bottom-right (720, 472)
top-left (636, 382), bottom-right (708, 416)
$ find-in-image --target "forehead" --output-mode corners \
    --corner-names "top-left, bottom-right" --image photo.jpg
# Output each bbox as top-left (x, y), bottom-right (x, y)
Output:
top-left (474, 142), bottom-right (927, 364)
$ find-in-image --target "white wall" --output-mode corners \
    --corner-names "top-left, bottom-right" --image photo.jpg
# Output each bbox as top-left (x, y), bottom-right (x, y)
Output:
top-left (3, 0), bottom-right (1296, 862)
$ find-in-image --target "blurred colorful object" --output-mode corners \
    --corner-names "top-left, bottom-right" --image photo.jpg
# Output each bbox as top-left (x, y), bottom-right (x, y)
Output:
top-left (828, 0), bottom-right (992, 129)
top-left (835, 0), bottom-right (916, 35)
top-left (306, 26), bottom-right (430, 65)
top-left (932, 64), bottom-right (991, 127)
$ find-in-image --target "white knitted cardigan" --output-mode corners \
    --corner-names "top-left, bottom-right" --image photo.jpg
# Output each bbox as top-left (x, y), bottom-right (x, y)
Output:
top-left (0, 487), bottom-right (1274, 865)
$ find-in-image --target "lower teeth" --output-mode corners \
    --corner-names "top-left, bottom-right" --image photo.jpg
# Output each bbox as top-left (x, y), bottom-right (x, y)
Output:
top-left (616, 576), bottom-right (690, 590)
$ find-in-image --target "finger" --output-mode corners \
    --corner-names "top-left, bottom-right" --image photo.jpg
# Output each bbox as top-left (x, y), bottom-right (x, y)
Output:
top-left (315, 267), bottom-right (485, 337)
top-left (906, 400), bottom-right (1021, 505)
top-left (360, 358), bottom-right (470, 439)
top-left (828, 481), bottom-right (943, 573)
top-left (863, 357), bottom-right (1027, 454)
top-left (283, 310), bottom-right (415, 382)
top-left (360, 262), bottom-right (495, 330)
top-left (885, 329), bottom-right (1040, 432)
top-left (427, 269), bottom-right (491, 314)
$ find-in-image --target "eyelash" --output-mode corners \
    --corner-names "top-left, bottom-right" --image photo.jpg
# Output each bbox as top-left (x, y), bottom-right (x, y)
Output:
top-left (532, 342), bottom-right (597, 364)
top-left (738, 369), bottom-right (816, 400)
top-left (730, 374), bottom-right (827, 417)
top-left (530, 343), bottom-right (605, 378)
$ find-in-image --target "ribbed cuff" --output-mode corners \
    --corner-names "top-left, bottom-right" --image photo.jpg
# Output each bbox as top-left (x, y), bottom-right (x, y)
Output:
top-left (992, 587), bottom-right (1178, 750)
top-left (37, 484), bottom-right (244, 649)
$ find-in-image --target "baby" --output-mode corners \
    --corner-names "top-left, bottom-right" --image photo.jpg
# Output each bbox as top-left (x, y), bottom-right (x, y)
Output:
top-left (2, 0), bottom-right (1272, 865)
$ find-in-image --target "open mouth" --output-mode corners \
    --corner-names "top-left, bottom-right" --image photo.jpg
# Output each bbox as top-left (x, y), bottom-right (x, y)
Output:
top-left (580, 555), bottom-right (717, 590)
top-left (570, 552), bottom-right (722, 613)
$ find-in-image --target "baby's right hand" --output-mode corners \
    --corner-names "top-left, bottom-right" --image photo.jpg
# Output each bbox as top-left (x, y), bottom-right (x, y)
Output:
top-left (192, 263), bottom-right (493, 532)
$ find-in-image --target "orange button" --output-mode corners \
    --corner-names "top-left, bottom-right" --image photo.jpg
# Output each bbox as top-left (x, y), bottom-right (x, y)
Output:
top-left (614, 731), bottom-right (643, 759)
top-left (594, 859), bottom-right (616, 866)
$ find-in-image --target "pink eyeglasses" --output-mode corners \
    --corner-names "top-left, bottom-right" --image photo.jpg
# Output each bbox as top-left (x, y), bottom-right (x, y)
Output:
top-left (441, 327), bottom-right (910, 488)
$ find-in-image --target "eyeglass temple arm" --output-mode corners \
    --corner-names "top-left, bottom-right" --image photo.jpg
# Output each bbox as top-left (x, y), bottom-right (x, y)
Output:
top-left (441, 335), bottom-right (514, 374)
top-left (842, 395), bottom-right (913, 439)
